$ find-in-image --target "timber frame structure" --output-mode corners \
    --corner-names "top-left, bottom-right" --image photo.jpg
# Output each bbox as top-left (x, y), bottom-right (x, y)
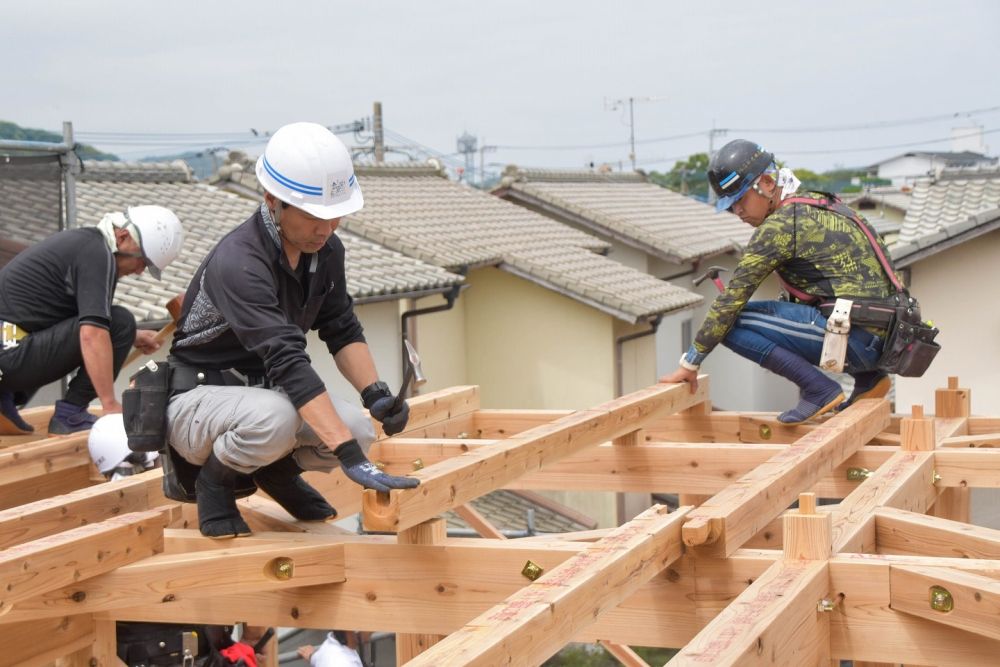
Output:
top-left (1, 375), bottom-right (999, 666)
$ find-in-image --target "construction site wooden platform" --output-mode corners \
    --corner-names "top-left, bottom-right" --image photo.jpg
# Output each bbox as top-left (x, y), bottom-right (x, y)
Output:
top-left (1, 376), bottom-right (998, 666)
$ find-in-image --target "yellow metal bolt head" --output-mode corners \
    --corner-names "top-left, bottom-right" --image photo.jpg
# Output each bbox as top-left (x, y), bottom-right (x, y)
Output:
top-left (412, 458), bottom-right (425, 471)
top-left (759, 424), bottom-right (772, 440)
top-left (521, 560), bottom-right (544, 581)
top-left (929, 585), bottom-right (953, 612)
top-left (270, 557), bottom-right (295, 581)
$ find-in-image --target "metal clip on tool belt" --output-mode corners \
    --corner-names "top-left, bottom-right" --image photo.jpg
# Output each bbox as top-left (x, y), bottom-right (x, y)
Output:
top-left (0, 321), bottom-right (29, 350)
top-left (819, 298), bottom-right (852, 373)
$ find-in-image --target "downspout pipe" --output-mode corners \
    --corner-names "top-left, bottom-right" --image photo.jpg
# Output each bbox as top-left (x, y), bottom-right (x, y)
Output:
top-left (614, 315), bottom-right (662, 398)
top-left (399, 283), bottom-right (463, 394)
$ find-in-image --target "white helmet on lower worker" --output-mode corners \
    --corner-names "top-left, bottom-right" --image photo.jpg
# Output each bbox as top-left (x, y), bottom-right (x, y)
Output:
top-left (255, 122), bottom-right (364, 220)
top-left (88, 414), bottom-right (158, 479)
top-left (125, 205), bottom-right (184, 281)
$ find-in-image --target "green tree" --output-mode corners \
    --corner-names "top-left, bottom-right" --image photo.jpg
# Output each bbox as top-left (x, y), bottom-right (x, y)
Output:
top-left (0, 121), bottom-right (118, 160)
top-left (648, 152), bottom-right (710, 201)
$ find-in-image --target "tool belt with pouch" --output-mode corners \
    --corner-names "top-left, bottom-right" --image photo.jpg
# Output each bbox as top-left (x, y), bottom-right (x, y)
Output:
top-left (780, 193), bottom-right (941, 378)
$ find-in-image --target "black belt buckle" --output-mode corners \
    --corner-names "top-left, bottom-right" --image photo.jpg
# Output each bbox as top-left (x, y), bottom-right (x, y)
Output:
top-left (223, 369), bottom-right (267, 388)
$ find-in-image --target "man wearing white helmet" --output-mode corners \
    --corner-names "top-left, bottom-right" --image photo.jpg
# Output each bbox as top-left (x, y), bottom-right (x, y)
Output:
top-left (0, 205), bottom-right (184, 435)
top-left (88, 414), bottom-right (159, 481)
top-left (167, 122), bottom-right (417, 539)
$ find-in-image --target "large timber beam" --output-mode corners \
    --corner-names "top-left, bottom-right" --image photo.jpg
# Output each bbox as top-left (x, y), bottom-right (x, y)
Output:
top-left (875, 506), bottom-right (1000, 558)
top-left (829, 555), bottom-right (1000, 665)
top-left (404, 505), bottom-right (688, 666)
top-left (934, 449), bottom-right (1000, 488)
top-left (0, 614), bottom-right (95, 667)
top-left (3, 540), bottom-right (346, 622)
top-left (889, 564), bottom-right (1000, 641)
top-left (362, 380), bottom-right (709, 532)
top-left (0, 508), bottom-right (172, 615)
top-left (681, 398), bottom-right (889, 557)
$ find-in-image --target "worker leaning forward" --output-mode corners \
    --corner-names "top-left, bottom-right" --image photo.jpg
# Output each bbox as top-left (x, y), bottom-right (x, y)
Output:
top-left (0, 207), bottom-right (183, 435)
top-left (166, 122), bottom-right (418, 539)
top-left (661, 139), bottom-right (907, 424)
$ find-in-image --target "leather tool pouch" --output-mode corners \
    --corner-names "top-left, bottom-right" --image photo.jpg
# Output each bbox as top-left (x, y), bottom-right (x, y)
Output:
top-left (123, 361), bottom-right (172, 452)
top-left (878, 299), bottom-right (940, 377)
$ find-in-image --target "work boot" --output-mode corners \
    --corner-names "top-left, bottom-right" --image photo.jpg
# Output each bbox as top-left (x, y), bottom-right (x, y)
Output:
top-left (838, 371), bottom-right (891, 411)
top-left (0, 390), bottom-right (33, 434)
top-left (47, 399), bottom-right (98, 435)
top-left (195, 452), bottom-right (252, 539)
top-left (253, 454), bottom-right (336, 521)
top-left (760, 346), bottom-right (844, 425)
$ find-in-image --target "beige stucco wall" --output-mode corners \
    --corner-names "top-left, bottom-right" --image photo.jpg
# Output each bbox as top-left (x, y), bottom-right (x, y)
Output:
top-left (464, 267), bottom-right (616, 410)
top-left (894, 230), bottom-right (1000, 415)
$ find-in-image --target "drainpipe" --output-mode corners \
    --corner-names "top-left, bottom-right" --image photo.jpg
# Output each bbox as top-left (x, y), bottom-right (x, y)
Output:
top-left (399, 284), bottom-right (462, 395)
top-left (614, 315), bottom-right (662, 398)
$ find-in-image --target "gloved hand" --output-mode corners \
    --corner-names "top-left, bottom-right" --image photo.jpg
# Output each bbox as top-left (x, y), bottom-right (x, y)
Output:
top-left (334, 439), bottom-right (420, 493)
top-left (361, 381), bottom-right (410, 436)
top-left (219, 641), bottom-right (258, 667)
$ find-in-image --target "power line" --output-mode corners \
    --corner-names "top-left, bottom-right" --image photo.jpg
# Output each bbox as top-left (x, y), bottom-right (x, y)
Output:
top-left (729, 104), bottom-right (1000, 134)
top-left (776, 127), bottom-right (999, 156)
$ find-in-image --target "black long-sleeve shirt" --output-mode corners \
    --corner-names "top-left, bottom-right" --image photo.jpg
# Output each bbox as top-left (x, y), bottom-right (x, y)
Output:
top-left (171, 207), bottom-right (365, 408)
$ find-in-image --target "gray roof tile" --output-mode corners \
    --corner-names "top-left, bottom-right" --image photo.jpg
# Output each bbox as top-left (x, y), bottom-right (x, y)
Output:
top-left (221, 161), bottom-right (702, 322)
top-left (895, 167), bottom-right (1000, 246)
top-left (0, 161), bottom-right (463, 323)
top-left (497, 165), bottom-right (752, 263)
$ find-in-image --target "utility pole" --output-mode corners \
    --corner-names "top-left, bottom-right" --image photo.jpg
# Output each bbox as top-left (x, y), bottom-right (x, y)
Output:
top-left (479, 142), bottom-right (496, 188)
top-left (373, 101), bottom-right (385, 165)
top-left (456, 132), bottom-right (477, 183)
top-left (605, 96), bottom-right (665, 171)
top-left (706, 124), bottom-right (727, 206)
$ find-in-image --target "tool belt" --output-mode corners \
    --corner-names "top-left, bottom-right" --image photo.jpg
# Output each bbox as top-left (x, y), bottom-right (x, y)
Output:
top-left (169, 362), bottom-right (271, 393)
top-left (817, 298), bottom-right (898, 329)
top-left (0, 321), bottom-right (29, 350)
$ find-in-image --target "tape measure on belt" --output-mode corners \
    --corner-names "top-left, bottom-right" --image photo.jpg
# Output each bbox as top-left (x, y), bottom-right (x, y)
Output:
top-left (0, 321), bottom-right (29, 349)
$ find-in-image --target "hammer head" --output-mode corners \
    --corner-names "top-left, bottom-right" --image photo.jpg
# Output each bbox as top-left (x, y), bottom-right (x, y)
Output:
top-left (693, 265), bottom-right (727, 287)
top-left (403, 339), bottom-right (427, 386)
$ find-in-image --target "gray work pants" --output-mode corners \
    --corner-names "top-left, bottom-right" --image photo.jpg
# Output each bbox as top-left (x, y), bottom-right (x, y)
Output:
top-left (166, 385), bottom-right (376, 474)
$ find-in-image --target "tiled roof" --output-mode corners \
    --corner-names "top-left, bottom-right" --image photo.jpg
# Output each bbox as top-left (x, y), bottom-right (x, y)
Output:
top-left (220, 161), bottom-right (702, 322)
top-left (495, 165), bottom-right (752, 264)
top-left (0, 161), bottom-right (463, 322)
top-left (844, 187), bottom-right (912, 214)
top-left (888, 168), bottom-right (1000, 265)
top-left (444, 490), bottom-right (593, 534)
top-left (895, 168), bottom-right (1000, 245)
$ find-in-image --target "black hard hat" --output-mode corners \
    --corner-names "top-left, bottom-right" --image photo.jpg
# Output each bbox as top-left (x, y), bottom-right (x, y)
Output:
top-left (708, 139), bottom-right (774, 211)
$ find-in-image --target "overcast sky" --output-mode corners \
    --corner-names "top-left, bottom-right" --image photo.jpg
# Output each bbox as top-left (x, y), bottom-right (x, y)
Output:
top-left (3, 1), bottom-right (998, 177)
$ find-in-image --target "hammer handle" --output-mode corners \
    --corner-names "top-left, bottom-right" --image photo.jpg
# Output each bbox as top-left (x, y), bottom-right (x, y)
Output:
top-left (123, 321), bottom-right (176, 368)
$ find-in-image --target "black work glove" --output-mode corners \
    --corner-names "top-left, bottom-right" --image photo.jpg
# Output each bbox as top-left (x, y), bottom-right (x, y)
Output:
top-left (361, 381), bottom-right (410, 436)
top-left (334, 439), bottom-right (420, 493)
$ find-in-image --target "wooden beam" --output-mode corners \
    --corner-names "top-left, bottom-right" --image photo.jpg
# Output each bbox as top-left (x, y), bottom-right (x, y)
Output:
top-left (407, 505), bottom-right (688, 666)
top-left (92, 618), bottom-right (124, 667)
top-left (0, 615), bottom-right (95, 667)
top-left (374, 438), bottom-right (897, 497)
top-left (383, 385), bottom-right (480, 440)
top-left (0, 432), bottom-right (91, 485)
top-left (682, 398), bottom-right (889, 557)
top-left (889, 564), bottom-right (1000, 641)
top-left (598, 639), bottom-right (650, 667)
top-left (782, 493), bottom-right (832, 561)
top-left (396, 519), bottom-right (447, 663)
top-left (3, 540), bottom-right (346, 623)
top-left (453, 504), bottom-right (506, 539)
top-left (831, 451), bottom-right (937, 553)
top-left (0, 464), bottom-right (95, 511)
top-left (667, 560), bottom-right (830, 666)
top-left (473, 409), bottom-right (573, 438)
top-left (940, 433), bottom-right (1000, 448)
top-left (0, 468), bottom-right (167, 550)
top-left (934, 449), bottom-right (1000, 488)
top-left (0, 508), bottom-right (170, 614)
top-left (876, 506), bottom-right (1000, 558)
top-left (362, 380), bottom-right (708, 532)
top-left (829, 556), bottom-right (1000, 665)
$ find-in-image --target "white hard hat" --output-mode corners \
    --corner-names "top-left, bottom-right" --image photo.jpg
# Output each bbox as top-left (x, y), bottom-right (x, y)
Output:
top-left (87, 414), bottom-right (158, 477)
top-left (88, 414), bottom-right (131, 474)
top-left (126, 205), bottom-right (184, 280)
top-left (255, 122), bottom-right (363, 220)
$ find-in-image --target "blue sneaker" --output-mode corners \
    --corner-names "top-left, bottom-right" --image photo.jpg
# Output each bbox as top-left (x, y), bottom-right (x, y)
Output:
top-left (48, 399), bottom-right (98, 435)
top-left (0, 391), bottom-right (33, 434)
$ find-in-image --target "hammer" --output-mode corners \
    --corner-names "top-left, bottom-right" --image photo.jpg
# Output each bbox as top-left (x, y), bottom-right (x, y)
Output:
top-left (693, 266), bottom-right (728, 294)
top-left (391, 338), bottom-right (427, 412)
top-left (123, 294), bottom-right (184, 367)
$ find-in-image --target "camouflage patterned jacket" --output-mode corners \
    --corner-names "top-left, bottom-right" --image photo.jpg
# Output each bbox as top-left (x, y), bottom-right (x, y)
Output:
top-left (684, 198), bottom-right (897, 366)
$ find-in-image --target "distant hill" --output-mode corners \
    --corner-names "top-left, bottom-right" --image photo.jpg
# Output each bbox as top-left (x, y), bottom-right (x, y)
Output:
top-left (0, 121), bottom-right (118, 161)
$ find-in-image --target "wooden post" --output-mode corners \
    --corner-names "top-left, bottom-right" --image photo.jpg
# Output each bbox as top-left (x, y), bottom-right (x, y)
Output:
top-left (783, 492), bottom-right (832, 561)
top-left (396, 518), bottom-right (447, 664)
top-left (900, 405), bottom-right (935, 452)
top-left (92, 618), bottom-right (124, 667)
top-left (932, 377), bottom-right (972, 522)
